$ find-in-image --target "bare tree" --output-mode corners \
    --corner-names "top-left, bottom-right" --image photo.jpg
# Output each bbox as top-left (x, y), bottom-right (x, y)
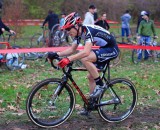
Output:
top-left (2, 0), bottom-right (26, 36)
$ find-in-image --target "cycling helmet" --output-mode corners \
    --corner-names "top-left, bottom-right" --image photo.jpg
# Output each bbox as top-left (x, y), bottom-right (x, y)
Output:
top-left (61, 12), bottom-right (82, 30)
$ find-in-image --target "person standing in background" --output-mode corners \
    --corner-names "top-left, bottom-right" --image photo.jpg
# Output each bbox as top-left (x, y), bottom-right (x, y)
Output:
top-left (60, 13), bottom-right (66, 27)
top-left (60, 12), bottom-right (69, 43)
top-left (136, 11), bottom-right (146, 34)
top-left (83, 4), bottom-right (95, 25)
top-left (94, 8), bottom-right (98, 23)
top-left (42, 10), bottom-right (59, 47)
top-left (42, 10), bottom-right (59, 31)
top-left (137, 11), bottom-right (158, 61)
top-left (95, 12), bottom-right (110, 30)
top-left (120, 10), bottom-right (131, 43)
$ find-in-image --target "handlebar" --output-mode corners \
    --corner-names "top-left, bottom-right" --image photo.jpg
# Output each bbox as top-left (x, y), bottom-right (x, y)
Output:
top-left (50, 57), bottom-right (60, 70)
top-left (49, 57), bottom-right (74, 75)
top-left (5, 33), bottom-right (16, 42)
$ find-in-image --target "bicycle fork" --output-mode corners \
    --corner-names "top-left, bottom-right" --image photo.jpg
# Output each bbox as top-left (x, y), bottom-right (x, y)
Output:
top-left (49, 77), bottom-right (68, 107)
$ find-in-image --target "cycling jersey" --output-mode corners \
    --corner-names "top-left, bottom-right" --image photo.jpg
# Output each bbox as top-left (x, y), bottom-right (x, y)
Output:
top-left (73, 24), bottom-right (117, 48)
top-left (73, 24), bottom-right (119, 68)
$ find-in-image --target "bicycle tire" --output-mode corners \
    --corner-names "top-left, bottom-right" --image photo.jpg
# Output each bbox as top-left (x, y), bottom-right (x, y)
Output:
top-left (132, 49), bottom-right (139, 64)
top-left (24, 52), bottom-right (39, 60)
top-left (98, 78), bottom-right (137, 122)
top-left (132, 49), bottom-right (154, 64)
top-left (30, 33), bottom-right (46, 48)
top-left (26, 78), bottom-right (75, 128)
top-left (110, 51), bottom-right (121, 67)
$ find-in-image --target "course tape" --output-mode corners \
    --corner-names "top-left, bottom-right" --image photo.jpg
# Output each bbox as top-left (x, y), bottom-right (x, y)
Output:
top-left (0, 44), bottom-right (160, 54)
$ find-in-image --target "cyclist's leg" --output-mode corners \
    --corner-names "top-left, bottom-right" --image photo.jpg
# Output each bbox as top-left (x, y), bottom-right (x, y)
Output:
top-left (87, 73), bottom-right (96, 94)
top-left (81, 51), bottom-right (98, 79)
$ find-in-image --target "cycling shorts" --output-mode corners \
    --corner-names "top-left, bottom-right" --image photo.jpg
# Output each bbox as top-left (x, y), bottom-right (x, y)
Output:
top-left (93, 47), bottom-right (119, 69)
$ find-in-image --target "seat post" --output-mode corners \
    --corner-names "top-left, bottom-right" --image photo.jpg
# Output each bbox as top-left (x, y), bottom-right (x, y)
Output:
top-left (101, 61), bottom-right (110, 82)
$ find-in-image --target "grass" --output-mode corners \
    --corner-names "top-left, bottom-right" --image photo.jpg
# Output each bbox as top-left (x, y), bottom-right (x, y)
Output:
top-left (0, 26), bottom-right (160, 129)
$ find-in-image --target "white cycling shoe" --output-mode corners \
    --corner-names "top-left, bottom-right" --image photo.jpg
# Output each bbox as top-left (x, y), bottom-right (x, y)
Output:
top-left (90, 85), bottom-right (105, 98)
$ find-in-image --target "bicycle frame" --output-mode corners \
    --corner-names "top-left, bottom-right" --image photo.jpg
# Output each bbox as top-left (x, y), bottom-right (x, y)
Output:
top-left (56, 61), bottom-right (110, 105)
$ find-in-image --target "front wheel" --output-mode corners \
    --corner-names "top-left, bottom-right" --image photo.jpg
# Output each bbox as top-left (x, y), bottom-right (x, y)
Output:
top-left (26, 78), bottom-right (75, 128)
top-left (98, 78), bottom-right (137, 122)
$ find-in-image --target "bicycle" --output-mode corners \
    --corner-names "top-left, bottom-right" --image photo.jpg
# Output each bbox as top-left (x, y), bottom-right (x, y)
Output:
top-left (30, 26), bottom-right (49, 48)
top-left (50, 24), bottom-right (73, 47)
top-left (24, 26), bottom-right (49, 60)
top-left (132, 36), bottom-right (160, 64)
top-left (26, 57), bottom-right (137, 128)
top-left (0, 34), bottom-right (25, 71)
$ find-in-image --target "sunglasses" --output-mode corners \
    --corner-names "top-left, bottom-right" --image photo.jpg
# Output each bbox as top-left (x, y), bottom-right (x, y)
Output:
top-left (66, 28), bottom-right (72, 31)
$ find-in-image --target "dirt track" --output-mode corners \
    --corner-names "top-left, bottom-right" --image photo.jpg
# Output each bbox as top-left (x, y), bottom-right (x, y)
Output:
top-left (0, 107), bottom-right (159, 130)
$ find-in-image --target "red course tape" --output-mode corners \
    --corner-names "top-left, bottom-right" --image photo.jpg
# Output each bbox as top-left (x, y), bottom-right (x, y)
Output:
top-left (0, 44), bottom-right (160, 54)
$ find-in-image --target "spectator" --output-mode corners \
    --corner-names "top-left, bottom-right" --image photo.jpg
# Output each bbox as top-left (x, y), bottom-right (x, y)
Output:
top-left (0, 18), bottom-right (15, 36)
top-left (60, 12), bottom-right (69, 43)
top-left (0, 3), bottom-right (15, 36)
top-left (120, 10), bottom-right (131, 43)
top-left (42, 10), bottom-right (59, 47)
top-left (83, 4), bottom-right (95, 25)
top-left (95, 12), bottom-right (110, 30)
top-left (137, 11), bottom-right (158, 61)
top-left (136, 11), bottom-right (146, 34)
top-left (60, 13), bottom-right (66, 27)
top-left (42, 10), bottom-right (59, 31)
top-left (94, 8), bottom-right (98, 23)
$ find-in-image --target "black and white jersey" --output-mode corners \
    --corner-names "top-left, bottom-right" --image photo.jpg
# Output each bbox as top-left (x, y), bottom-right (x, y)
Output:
top-left (73, 24), bottom-right (116, 47)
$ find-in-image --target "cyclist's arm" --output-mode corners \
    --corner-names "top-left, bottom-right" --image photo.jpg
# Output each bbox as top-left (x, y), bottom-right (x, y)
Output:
top-left (67, 42), bottom-right (92, 62)
top-left (57, 43), bottom-right (78, 57)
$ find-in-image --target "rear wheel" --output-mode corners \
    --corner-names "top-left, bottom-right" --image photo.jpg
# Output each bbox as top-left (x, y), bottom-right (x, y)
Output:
top-left (98, 78), bottom-right (137, 122)
top-left (26, 78), bottom-right (75, 128)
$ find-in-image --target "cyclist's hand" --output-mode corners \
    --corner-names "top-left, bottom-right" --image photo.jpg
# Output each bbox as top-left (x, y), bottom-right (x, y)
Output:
top-left (47, 52), bottom-right (59, 60)
top-left (58, 58), bottom-right (70, 68)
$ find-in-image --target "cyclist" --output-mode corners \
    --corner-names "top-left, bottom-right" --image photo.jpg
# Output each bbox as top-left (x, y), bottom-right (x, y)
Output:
top-left (47, 12), bottom-right (119, 114)
top-left (137, 11), bottom-right (158, 61)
